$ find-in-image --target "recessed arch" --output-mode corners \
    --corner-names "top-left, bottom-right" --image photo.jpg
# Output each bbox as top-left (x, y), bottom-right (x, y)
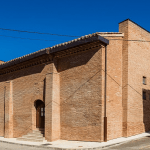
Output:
top-left (34, 100), bottom-right (45, 128)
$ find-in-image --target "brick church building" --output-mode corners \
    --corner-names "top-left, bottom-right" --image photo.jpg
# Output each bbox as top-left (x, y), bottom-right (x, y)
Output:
top-left (0, 19), bottom-right (150, 142)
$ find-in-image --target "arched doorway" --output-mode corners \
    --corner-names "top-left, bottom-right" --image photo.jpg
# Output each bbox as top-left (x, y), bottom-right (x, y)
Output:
top-left (35, 100), bottom-right (45, 128)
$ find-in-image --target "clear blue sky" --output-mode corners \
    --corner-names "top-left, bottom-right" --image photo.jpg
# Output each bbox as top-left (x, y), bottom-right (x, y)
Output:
top-left (0, 0), bottom-right (150, 62)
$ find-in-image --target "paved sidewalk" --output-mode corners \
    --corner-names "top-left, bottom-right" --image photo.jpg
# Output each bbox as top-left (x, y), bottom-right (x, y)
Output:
top-left (0, 132), bottom-right (150, 149)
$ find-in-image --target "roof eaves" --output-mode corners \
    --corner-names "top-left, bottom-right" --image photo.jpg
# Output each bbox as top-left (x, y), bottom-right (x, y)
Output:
top-left (49, 34), bottom-right (109, 54)
top-left (0, 33), bottom-right (109, 70)
top-left (0, 49), bottom-right (48, 69)
top-left (97, 35), bottom-right (109, 45)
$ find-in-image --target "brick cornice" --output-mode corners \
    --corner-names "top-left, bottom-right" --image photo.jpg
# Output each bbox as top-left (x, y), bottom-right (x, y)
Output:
top-left (54, 41), bottom-right (102, 58)
top-left (0, 55), bottom-right (53, 75)
top-left (0, 41), bottom-right (103, 75)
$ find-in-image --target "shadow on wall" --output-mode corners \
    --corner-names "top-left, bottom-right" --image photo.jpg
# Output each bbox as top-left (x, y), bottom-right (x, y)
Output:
top-left (143, 88), bottom-right (150, 132)
top-left (0, 47), bottom-right (101, 83)
top-left (55, 47), bottom-right (103, 141)
top-left (0, 62), bottom-right (49, 83)
top-left (56, 48), bottom-right (100, 72)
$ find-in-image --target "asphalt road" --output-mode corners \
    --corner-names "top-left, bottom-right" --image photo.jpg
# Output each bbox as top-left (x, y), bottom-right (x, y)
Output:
top-left (103, 136), bottom-right (150, 150)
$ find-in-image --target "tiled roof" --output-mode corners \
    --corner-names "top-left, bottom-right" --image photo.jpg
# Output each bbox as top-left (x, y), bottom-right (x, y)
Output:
top-left (0, 32), bottom-right (109, 69)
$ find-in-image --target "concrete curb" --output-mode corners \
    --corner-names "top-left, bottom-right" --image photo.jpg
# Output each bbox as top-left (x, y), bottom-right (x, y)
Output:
top-left (0, 139), bottom-right (143, 150)
top-left (0, 132), bottom-right (150, 150)
top-left (0, 140), bottom-right (53, 149)
top-left (100, 132), bottom-right (150, 149)
top-left (0, 139), bottom-right (121, 150)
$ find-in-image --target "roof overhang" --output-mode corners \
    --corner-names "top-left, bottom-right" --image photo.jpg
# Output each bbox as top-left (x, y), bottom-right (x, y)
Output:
top-left (0, 34), bottom-right (109, 70)
top-left (48, 34), bottom-right (109, 54)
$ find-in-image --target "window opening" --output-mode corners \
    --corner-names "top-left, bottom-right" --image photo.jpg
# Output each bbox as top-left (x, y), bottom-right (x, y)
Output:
top-left (143, 76), bottom-right (146, 85)
top-left (143, 91), bottom-right (146, 100)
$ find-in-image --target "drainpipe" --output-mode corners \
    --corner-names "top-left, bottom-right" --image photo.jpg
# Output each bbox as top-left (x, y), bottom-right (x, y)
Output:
top-left (104, 45), bottom-right (107, 142)
top-left (4, 86), bottom-right (6, 136)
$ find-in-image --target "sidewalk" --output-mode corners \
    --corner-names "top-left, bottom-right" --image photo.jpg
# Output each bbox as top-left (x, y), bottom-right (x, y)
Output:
top-left (0, 132), bottom-right (150, 149)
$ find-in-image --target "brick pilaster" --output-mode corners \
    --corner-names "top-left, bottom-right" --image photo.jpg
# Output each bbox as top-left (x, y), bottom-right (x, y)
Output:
top-left (4, 81), bottom-right (13, 138)
top-left (119, 20), bottom-right (129, 137)
top-left (45, 63), bottom-right (60, 141)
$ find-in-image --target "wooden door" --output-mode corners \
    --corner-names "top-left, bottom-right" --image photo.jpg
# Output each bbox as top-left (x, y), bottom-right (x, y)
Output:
top-left (36, 103), bottom-right (45, 128)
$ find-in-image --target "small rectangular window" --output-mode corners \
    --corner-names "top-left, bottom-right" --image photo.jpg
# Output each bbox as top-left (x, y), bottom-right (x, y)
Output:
top-left (143, 76), bottom-right (146, 85)
top-left (143, 91), bottom-right (146, 100)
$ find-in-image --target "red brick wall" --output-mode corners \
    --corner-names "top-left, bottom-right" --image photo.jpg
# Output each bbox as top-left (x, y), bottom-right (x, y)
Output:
top-left (58, 47), bottom-right (103, 141)
top-left (13, 64), bottom-right (49, 137)
top-left (0, 37), bottom-right (123, 141)
top-left (58, 34), bottom-right (123, 141)
top-left (119, 20), bottom-right (150, 137)
top-left (0, 81), bottom-right (5, 136)
top-left (1, 20), bottom-right (149, 142)
top-left (0, 62), bottom-right (51, 138)
top-left (119, 21), bottom-right (129, 137)
top-left (45, 62), bottom-right (60, 142)
top-left (103, 35), bottom-right (123, 140)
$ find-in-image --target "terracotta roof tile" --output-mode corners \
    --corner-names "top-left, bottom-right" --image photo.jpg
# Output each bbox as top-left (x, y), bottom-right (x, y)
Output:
top-left (0, 32), bottom-right (110, 69)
